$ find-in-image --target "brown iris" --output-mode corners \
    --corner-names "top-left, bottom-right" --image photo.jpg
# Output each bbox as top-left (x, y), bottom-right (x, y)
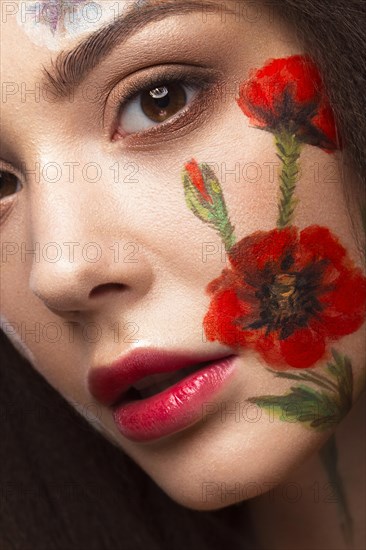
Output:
top-left (0, 171), bottom-right (19, 200)
top-left (140, 83), bottom-right (187, 123)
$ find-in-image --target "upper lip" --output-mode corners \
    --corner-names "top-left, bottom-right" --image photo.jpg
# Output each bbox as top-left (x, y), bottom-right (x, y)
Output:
top-left (88, 347), bottom-right (232, 406)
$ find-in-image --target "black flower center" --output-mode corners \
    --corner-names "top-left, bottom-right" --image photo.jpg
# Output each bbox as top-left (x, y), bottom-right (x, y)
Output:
top-left (246, 258), bottom-right (328, 339)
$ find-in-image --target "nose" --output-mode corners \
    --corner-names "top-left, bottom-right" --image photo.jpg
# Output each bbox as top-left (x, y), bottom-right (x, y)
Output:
top-left (29, 240), bottom-right (153, 315)
top-left (27, 165), bottom-right (154, 317)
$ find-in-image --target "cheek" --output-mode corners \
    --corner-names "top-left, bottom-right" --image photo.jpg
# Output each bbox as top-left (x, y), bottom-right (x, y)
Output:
top-left (0, 220), bottom-right (38, 365)
top-left (0, 302), bottom-right (87, 406)
top-left (0, 311), bottom-right (37, 364)
top-left (176, 55), bottom-right (366, 458)
top-left (122, 378), bottom-right (330, 511)
top-left (0, 236), bottom-right (86, 404)
top-left (215, 126), bottom-right (280, 237)
top-left (0, 50), bottom-right (364, 504)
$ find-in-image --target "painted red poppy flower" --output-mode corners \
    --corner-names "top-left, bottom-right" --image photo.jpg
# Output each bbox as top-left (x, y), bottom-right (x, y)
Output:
top-left (236, 55), bottom-right (339, 152)
top-left (203, 226), bottom-right (366, 369)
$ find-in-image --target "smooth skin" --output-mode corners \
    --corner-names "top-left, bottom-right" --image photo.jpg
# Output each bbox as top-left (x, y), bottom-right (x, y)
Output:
top-left (1, 1), bottom-right (365, 548)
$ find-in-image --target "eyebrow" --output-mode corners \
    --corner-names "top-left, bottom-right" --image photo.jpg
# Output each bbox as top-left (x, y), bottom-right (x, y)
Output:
top-left (42, 0), bottom-right (222, 99)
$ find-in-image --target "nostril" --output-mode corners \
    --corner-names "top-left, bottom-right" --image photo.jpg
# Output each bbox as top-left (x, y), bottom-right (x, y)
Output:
top-left (89, 283), bottom-right (125, 299)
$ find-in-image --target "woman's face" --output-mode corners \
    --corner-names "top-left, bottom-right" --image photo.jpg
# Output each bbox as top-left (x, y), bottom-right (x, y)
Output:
top-left (1, 0), bottom-right (365, 509)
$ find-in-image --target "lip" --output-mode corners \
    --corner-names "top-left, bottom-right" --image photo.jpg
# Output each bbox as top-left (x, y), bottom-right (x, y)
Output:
top-left (88, 348), bottom-right (238, 442)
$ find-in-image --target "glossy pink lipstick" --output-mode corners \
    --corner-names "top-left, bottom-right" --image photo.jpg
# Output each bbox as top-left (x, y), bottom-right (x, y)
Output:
top-left (88, 349), bottom-right (237, 442)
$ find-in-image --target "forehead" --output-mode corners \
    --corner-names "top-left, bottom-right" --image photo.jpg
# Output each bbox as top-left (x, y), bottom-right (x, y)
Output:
top-left (2, 0), bottom-right (136, 51)
top-left (1, 0), bottom-right (238, 156)
top-left (2, 0), bottom-right (238, 100)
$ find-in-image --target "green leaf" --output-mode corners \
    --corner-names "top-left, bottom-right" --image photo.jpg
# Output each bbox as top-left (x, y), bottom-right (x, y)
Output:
top-left (271, 369), bottom-right (338, 393)
top-left (248, 349), bottom-right (354, 432)
top-left (182, 162), bottom-right (236, 251)
top-left (183, 176), bottom-right (212, 224)
top-left (200, 164), bottom-right (236, 250)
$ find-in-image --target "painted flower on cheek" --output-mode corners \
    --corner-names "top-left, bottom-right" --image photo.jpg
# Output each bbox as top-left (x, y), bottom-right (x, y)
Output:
top-left (182, 159), bottom-right (236, 251)
top-left (203, 226), bottom-right (366, 369)
top-left (236, 54), bottom-right (339, 152)
top-left (181, 56), bottom-right (365, 446)
top-left (236, 55), bottom-right (342, 228)
top-left (180, 51), bottom-right (366, 455)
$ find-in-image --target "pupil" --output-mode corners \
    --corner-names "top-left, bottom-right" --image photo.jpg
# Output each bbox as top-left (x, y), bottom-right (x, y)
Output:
top-left (150, 86), bottom-right (170, 109)
top-left (141, 83), bottom-right (187, 123)
top-left (156, 95), bottom-right (170, 109)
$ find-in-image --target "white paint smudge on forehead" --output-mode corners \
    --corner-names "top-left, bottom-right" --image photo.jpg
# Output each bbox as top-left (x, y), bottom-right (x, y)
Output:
top-left (16, 0), bottom-right (118, 50)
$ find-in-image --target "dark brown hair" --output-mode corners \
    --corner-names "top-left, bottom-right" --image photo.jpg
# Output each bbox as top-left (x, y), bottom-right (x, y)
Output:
top-left (1, 1), bottom-right (365, 548)
top-left (0, 330), bottom-right (255, 550)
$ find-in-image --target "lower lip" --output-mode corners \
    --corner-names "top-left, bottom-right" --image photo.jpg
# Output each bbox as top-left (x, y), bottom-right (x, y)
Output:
top-left (112, 356), bottom-right (237, 442)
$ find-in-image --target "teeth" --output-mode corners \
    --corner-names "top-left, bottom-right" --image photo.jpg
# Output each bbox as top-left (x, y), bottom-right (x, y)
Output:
top-left (132, 363), bottom-right (204, 400)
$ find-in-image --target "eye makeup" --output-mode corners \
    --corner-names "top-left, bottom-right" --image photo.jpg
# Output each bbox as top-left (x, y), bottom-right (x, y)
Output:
top-left (106, 64), bottom-right (223, 145)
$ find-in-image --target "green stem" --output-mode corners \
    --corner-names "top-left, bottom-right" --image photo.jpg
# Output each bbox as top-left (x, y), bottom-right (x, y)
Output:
top-left (221, 227), bottom-right (236, 253)
top-left (319, 433), bottom-right (354, 547)
top-left (275, 130), bottom-right (302, 228)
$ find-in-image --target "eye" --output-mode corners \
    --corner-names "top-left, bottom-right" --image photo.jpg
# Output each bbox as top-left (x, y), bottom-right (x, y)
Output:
top-left (116, 81), bottom-right (196, 135)
top-left (0, 170), bottom-right (22, 200)
top-left (107, 66), bottom-right (222, 143)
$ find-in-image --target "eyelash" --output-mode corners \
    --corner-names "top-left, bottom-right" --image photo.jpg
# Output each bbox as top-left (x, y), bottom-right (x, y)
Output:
top-left (110, 66), bottom-right (219, 141)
